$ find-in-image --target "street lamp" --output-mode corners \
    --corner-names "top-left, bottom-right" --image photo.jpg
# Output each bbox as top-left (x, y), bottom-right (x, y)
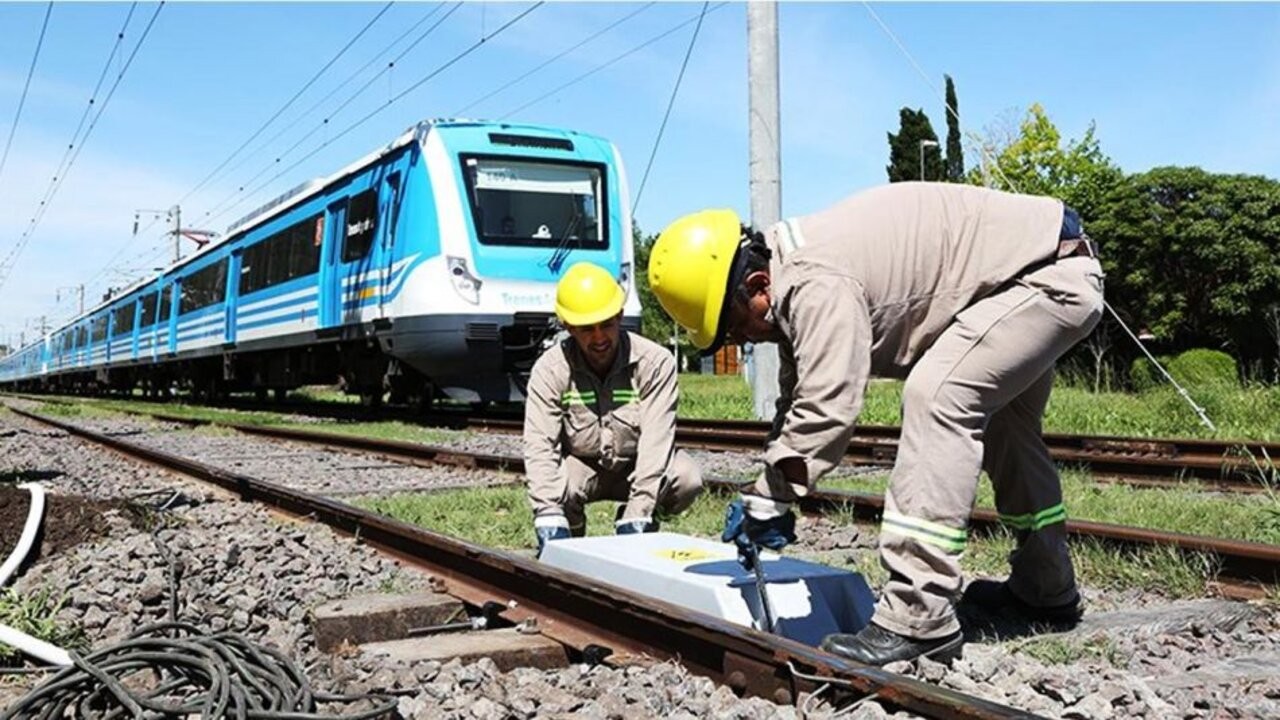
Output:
top-left (918, 139), bottom-right (939, 181)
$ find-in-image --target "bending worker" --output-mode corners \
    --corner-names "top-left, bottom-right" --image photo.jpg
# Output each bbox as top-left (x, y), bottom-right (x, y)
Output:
top-left (649, 183), bottom-right (1104, 665)
top-left (525, 261), bottom-right (704, 554)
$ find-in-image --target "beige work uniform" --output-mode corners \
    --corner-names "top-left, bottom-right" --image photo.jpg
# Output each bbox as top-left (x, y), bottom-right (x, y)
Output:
top-left (524, 331), bottom-right (703, 532)
top-left (749, 183), bottom-right (1105, 639)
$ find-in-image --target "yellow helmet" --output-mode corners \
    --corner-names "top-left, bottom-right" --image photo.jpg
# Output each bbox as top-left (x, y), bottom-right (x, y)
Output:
top-left (555, 261), bottom-right (626, 327)
top-left (648, 209), bottom-right (742, 350)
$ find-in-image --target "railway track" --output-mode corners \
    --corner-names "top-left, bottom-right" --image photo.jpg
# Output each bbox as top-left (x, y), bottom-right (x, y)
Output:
top-left (11, 399), bottom-right (1280, 601)
top-left (12, 391), bottom-right (1275, 491)
top-left (5, 404), bottom-right (1038, 719)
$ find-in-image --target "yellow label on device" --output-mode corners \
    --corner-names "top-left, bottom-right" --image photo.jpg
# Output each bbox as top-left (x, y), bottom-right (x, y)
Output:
top-left (653, 548), bottom-right (721, 562)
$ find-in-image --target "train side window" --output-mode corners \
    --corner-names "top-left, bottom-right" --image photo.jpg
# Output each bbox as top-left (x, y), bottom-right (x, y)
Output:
top-left (112, 303), bottom-right (136, 337)
top-left (91, 316), bottom-right (107, 343)
top-left (240, 213), bottom-right (322, 294)
top-left (140, 293), bottom-right (158, 328)
top-left (288, 215), bottom-right (322, 279)
top-left (180, 259), bottom-right (228, 314)
top-left (77, 326), bottom-right (87, 347)
top-left (160, 285), bottom-right (172, 322)
top-left (342, 189), bottom-right (378, 262)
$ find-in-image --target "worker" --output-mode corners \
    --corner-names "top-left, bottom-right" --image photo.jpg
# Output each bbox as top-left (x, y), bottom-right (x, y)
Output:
top-left (649, 183), bottom-right (1104, 665)
top-left (525, 261), bottom-right (704, 555)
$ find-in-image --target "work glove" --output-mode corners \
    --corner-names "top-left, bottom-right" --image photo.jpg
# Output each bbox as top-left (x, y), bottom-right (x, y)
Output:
top-left (534, 516), bottom-right (571, 557)
top-left (615, 519), bottom-right (658, 535)
top-left (721, 495), bottom-right (796, 570)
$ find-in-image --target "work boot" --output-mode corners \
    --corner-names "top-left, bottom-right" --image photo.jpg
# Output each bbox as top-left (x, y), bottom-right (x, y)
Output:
top-left (960, 579), bottom-right (1082, 630)
top-left (820, 623), bottom-right (963, 666)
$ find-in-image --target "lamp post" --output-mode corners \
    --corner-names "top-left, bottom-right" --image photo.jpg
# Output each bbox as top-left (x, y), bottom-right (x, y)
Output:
top-left (919, 139), bottom-right (939, 181)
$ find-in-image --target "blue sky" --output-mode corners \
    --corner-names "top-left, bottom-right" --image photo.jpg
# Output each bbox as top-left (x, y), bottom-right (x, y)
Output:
top-left (1, 1), bottom-right (1277, 344)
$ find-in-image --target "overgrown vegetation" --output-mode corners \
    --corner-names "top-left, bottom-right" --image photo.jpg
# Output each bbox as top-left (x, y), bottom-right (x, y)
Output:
top-left (0, 588), bottom-right (85, 665)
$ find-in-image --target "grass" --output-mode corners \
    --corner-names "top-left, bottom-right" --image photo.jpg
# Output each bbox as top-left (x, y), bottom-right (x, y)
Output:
top-left (0, 588), bottom-right (85, 665)
top-left (677, 373), bottom-right (1280, 442)
top-left (1012, 634), bottom-right (1127, 667)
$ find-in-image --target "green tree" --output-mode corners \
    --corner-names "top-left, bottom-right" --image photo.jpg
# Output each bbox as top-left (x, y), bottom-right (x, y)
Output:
top-left (1089, 167), bottom-right (1280, 366)
top-left (966, 103), bottom-right (1122, 220)
top-left (944, 75), bottom-right (964, 182)
top-left (886, 108), bottom-right (943, 183)
top-left (633, 226), bottom-right (699, 370)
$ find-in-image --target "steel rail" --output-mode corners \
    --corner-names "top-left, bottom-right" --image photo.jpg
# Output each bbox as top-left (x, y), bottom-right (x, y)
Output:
top-left (6, 404), bottom-right (1039, 719)
top-left (18, 400), bottom-right (1280, 600)
top-left (8, 392), bottom-right (1276, 490)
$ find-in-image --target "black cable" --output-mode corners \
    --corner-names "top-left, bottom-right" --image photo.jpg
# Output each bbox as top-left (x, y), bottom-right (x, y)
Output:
top-left (633, 1), bottom-right (709, 215)
top-left (451, 2), bottom-right (656, 117)
top-left (0, 1), bottom-right (54, 190)
top-left (203, 2), bottom-right (544, 231)
top-left (497, 2), bottom-right (728, 121)
top-left (197, 3), bottom-right (464, 229)
top-left (178, 2), bottom-right (397, 206)
top-left (0, 2), bottom-right (163, 293)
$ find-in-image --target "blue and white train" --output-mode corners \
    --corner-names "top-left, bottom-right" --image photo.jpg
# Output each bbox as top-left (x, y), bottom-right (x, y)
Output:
top-left (0, 119), bottom-right (641, 404)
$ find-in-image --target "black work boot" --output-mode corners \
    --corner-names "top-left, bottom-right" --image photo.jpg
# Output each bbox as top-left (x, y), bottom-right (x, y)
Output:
top-left (960, 579), bottom-right (1082, 631)
top-left (820, 623), bottom-right (963, 666)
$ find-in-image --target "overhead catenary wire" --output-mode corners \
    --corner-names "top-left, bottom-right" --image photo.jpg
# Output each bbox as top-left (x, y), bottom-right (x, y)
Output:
top-left (196, 2), bottom-right (464, 229)
top-left (497, 2), bottom-right (729, 122)
top-left (451, 2), bottom-right (656, 118)
top-left (201, 2), bottom-right (544, 232)
top-left (633, 1), bottom-right (710, 216)
top-left (0, 2), bottom-right (164, 295)
top-left (859, 1), bottom-right (1217, 432)
top-left (0, 1), bottom-right (54, 192)
top-left (177, 2), bottom-right (396, 208)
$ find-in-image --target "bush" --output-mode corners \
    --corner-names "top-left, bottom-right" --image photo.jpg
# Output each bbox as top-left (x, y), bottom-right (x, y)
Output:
top-left (1131, 349), bottom-right (1238, 391)
top-left (1167, 349), bottom-right (1239, 388)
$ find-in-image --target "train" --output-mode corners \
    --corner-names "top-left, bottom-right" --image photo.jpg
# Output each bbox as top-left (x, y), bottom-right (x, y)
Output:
top-left (0, 119), bottom-right (642, 405)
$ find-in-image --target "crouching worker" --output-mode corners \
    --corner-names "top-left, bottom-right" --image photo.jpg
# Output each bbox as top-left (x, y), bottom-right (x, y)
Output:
top-left (525, 262), bottom-right (703, 556)
top-left (649, 183), bottom-right (1104, 665)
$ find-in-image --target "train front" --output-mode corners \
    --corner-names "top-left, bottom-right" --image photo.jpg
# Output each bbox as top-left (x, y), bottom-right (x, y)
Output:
top-left (389, 121), bottom-right (641, 403)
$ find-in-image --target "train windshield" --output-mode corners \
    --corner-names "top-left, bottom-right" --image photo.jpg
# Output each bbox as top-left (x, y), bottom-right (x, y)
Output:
top-left (464, 156), bottom-right (607, 249)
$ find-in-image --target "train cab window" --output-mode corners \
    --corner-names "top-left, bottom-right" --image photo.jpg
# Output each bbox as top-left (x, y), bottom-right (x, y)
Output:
top-left (180, 259), bottom-right (228, 314)
top-left (462, 156), bottom-right (607, 249)
top-left (112, 303), bottom-right (136, 337)
top-left (160, 285), bottom-right (172, 322)
top-left (140, 293), bottom-right (158, 328)
top-left (341, 189), bottom-right (378, 262)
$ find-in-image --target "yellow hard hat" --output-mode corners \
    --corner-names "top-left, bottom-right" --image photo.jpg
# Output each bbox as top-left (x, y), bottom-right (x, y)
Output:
top-left (648, 209), bottom-right (742, 350)
top-left (555, 261), bottom-right (626, 327)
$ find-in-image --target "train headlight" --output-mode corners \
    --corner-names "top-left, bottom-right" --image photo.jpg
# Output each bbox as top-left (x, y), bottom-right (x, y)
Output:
top-left (447, 256), bottom-right (482, 305)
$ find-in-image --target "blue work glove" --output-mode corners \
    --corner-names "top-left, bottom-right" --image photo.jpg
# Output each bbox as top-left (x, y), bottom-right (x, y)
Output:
top-left (615, 519), bottom-right (658, 535)
top-left (534, 516), bottom-right (571, 557)
top-left (721, 495), bottom-right (797, 569)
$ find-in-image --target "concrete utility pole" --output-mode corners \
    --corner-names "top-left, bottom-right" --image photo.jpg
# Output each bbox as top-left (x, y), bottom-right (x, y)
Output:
top-left (746, 1), bottom-right (781, 421)
top-left (57, 285), bottom-right (85, 314)
top-left (134, 205), bottom-right (218, 265)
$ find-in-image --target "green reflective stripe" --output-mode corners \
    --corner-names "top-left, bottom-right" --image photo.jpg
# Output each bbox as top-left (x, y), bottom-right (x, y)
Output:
top-left (612, 389), bottom-right (639, 404)
top-left (999, 503), bottom-right (1067, 531)
top-left (561, 390), bottom-right (597, 406)
top-left (881, 511), bottom-right (967, 553)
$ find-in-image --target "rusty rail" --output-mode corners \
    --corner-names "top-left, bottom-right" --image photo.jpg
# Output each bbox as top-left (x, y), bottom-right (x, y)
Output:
top-left (7, 404), bottom-right (1039, 719)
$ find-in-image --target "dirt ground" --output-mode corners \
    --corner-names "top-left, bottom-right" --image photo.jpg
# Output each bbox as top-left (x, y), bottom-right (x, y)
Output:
top-left (0, 484), bottom-right (133, 567)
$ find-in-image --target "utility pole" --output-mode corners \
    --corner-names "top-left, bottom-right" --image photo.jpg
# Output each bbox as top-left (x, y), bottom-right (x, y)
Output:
top-left (134, 205), bottom-right (218, 265)
top-left (747, 1), bottom-right (781, 421)
top-left (57, 285), bottom-right (85, 314)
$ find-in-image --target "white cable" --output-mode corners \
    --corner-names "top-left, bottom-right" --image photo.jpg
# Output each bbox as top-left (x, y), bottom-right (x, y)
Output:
top-left (0, 482), bottom-right (72, 667)
top-left (859, 1), bottom-right (1216, 431)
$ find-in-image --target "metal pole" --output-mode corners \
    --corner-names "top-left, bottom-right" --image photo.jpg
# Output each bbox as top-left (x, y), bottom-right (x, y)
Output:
top-left (747, 1), bottom-right (781, 421)
top-left (171, 205), bottom-right (182, 263)
top-left (77, 284), bottom-right (84, 315)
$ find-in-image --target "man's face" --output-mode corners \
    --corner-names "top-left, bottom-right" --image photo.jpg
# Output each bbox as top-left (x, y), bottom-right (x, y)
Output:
top-left (566, 314), bottom-right (622, 370)
top-left (721, 272), bottom-right (777, 346)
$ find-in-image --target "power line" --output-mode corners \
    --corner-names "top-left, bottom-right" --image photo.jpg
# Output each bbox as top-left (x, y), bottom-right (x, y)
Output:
top-left (497, 2), bottom-right (728, 121)
top-left (0, 2), bottom-right (164, 293)
top-left (0, 1), bottom-right (54, 191)
top-left (452, 2), bottom-right (656, 118)
top-left (196, 2), bottom-right (463, 227)
top-left (178, 2), bottom-right (396, 207)
top-left (203, 2), bottom-right (544, 231)
top-left (634, 1), bottom-right (709, 215)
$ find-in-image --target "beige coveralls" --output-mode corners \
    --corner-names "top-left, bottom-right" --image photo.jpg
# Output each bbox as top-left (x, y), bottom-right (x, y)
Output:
top-left (524, 331), bottom-right (703, 532)
top-left (749, 183), bottom-right (1105, 639)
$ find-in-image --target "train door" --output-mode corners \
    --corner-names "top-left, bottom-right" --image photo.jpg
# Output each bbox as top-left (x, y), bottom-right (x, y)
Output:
top-left (337, 180), bottom-right (386, 325)
top-left (378, 172), bottom-right (402, 317)
top-left (319, 200), bottom-right (344, 329)
top-left (225, 251), bottom-right (240, 345)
